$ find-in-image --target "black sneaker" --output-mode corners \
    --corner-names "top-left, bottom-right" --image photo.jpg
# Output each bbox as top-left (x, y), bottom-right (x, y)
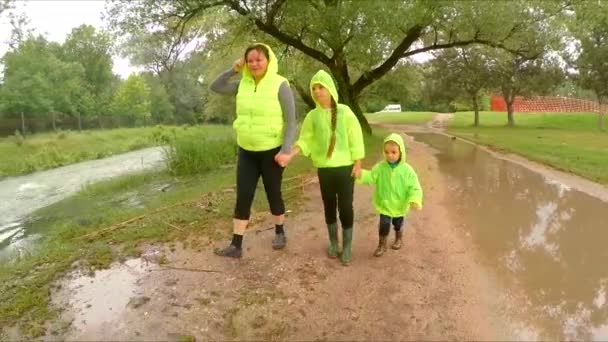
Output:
top-left (214, 244), bottom-right (242, 258)
top-left (272, 233), bottom-right (287, 250)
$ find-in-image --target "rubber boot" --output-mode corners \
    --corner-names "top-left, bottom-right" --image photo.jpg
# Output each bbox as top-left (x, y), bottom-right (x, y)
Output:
top-left (391, 230), bottom-right (403, 250)
top-left (340, 228), bottom-right (353, 266)
top-left (374, 235), bottom-right (388, 257)
top-left (326, 223), bottom-right (339, 258)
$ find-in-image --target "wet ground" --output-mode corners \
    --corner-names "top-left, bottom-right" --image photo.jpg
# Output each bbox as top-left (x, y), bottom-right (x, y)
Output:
top-left (410, 132), bottom-right (608, 340)
top-left (43, 132), bottom-right (518, 341)
top-left (0, 147), bottom-right (165, 260)
top-left (4, 127), bottom-right (608, 340)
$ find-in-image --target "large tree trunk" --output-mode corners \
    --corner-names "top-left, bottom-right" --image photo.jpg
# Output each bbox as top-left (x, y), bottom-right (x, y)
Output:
top-left (502, 88), bottom-right (515, 127)
top-left (506, 101), bottom-right (515, 126)
top-left (20, 111), bottom-right (26, 138)
top-left (331, 62), bottom-right (371, 135)
top-left (472, 94), bottom-right (480, 127)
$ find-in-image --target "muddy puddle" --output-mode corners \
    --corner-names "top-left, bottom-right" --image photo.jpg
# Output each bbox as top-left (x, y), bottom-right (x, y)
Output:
top-left (52, 257), bottom-right (156, 340)
top-left (0, 147), bottom-right (165, 260)
top-left (410, 132), bottom-right (608, 340)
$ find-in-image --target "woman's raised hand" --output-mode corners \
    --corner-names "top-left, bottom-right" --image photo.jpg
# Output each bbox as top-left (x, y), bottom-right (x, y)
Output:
top-left (232, 57), bottom-right (245, 73)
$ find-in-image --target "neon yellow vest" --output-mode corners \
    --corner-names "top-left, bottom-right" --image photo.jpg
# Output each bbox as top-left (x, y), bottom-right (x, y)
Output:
top-left (234, 73), bottom-right (286, 151)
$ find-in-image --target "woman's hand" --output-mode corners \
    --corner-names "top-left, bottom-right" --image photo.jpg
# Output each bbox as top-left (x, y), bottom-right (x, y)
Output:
top-left (274, 152), bottom-right (292, 167)
top-left (232, 57), bottom-right (245, 73)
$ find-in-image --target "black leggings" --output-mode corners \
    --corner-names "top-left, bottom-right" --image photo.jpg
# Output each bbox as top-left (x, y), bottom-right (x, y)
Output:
top-left (379, 215), bottom-right (405, 236)
top-left (317, 165), bottom-right (355, 228)
top-left (234, 146), bottom-right (285, 220)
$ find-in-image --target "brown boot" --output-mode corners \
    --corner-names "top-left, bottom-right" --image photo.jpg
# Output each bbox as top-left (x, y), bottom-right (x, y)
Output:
top-left (391, 230), bottom-right (403, 250)
top-left (374, 236), bottom-right (388, 257)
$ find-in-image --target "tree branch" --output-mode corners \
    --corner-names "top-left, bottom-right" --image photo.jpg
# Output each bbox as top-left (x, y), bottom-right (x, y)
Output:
top-left (290, 79), bottom-right (315, 109)
top-left (267, 0), bottom-right (287, 24)
top-left (352, 24), bottom-right (424, 94)
top-left (226, 0), bottom-right (332, 65)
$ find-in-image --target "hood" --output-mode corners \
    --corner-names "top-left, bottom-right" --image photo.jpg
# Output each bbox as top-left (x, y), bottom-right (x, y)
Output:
top-left (241, 43), bottom-right (279, 80)
top-left (384, 133), bottom-right (406, 164)
top-left (309, 69), bottom-right (339, 108)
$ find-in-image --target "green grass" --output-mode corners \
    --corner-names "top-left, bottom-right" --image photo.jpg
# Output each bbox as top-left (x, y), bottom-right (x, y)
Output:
top-left (0, 128), bottom-right (387, 338)
top-left (0, 125), bottom-right (233, 178)
top-left (448, 112), bottom-right (608, 184)
top-left (450, 111), bottom-right (601, 130)
top-left (365, 112), bottom-right (436, 125)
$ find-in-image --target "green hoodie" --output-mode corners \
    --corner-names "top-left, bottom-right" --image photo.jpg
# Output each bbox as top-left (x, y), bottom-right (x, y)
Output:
top-left (358, 133), bottom-right (423, 217)
top-left (234, 43), bottom-right (287, 151)
top-left (295, 70), bottom-right (365, 168)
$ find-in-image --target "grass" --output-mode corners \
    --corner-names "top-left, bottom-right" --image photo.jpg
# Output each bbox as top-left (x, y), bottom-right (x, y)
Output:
top-left (365, 112), bottom-right (436, 125)
top-left (448, 112), bottom-right (608, 184)
top-left (0, 125), bottom-right (233, 178)
top-left (0, 127), bottom-right (387, 338)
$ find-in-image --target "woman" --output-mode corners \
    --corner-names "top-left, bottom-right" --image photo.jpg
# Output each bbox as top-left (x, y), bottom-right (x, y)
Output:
top-left (281, 70), bottom-right (365, 266)
top-left (210, 43), bottom-right (296, 258)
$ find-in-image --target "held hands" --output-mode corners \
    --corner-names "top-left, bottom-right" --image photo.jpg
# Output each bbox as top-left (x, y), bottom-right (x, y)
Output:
top-left (232, 57), bottom-right (245, 73)
top-left (274, 152), bottom-right (292, 167)
top-left (351, 161), bottom-right (362, 179)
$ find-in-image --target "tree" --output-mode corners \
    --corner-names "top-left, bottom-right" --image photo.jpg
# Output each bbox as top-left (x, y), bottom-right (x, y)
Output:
top-left (62, 25), bottom-right (115, 128)
top-left (1, 36), bottom-right (55, 135)
top-left (105, 0), bottom-right (566, 134)
top-left (46, 52), bottom-right (87, 131)
top-left (489, 51), bottom-right (564, 126)
top-left (570, 2), bottom-right (608, 131)
top-left (111, 75), bottom-right (151, 126)
top-left (359, 62), bottom-right (423, 113)
top-left (430, 47), bottom-right (492, 126)
top-left (142, 73), bottom-right (175, 124)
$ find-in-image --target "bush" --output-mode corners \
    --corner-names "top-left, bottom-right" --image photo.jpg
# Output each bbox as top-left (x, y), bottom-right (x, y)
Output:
top-left (165, 134), bottom-right (237, 175)
top-left (13, 129), bottom-right (24, 147)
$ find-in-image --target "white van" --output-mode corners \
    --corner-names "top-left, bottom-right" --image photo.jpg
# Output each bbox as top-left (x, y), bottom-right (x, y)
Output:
top-left (377, 104), bottom-right (401, 113)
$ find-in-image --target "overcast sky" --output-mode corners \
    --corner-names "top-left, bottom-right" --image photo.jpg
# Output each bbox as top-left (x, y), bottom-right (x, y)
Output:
top-left (0, 0), bottom-right (139, 78)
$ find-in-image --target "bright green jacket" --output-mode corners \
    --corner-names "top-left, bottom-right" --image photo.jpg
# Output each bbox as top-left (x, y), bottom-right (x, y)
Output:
top-left (234, 43), bottom-right (287, 151)
top-left (358, 133), bottom-right (423, 217)
top-left (295, 70), bottom-right (365, 168)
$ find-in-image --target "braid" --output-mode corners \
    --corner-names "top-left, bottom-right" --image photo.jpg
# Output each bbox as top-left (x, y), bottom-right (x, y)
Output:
top-left (327, 98), bottom-right (337, 158)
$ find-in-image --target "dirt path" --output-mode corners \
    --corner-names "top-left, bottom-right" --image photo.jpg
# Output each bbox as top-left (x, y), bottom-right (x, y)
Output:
top-left (54, 133), bottom-right (516, 341)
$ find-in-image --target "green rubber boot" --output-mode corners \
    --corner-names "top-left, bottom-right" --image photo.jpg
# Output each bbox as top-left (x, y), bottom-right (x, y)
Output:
top-left (340, 228), bottom-right (353, 266)
top-left (327, 223), bottom-right (339, 258)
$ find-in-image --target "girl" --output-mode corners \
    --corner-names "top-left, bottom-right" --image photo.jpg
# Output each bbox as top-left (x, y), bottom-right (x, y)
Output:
top-left (281, 70), bottom-right (365, 266)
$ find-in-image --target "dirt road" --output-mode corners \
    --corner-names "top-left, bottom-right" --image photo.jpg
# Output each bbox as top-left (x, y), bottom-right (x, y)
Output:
top-left (54, 132), bottom-right (518, 341)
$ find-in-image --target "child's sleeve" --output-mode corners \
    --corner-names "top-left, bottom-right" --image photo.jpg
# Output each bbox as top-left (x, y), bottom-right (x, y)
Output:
top-left (346, 108), bottom-right (365, 161)
top-left (294, 112), bottom-right (314, 157)
top-left (357, 164), bottom-right (379, 185)
top-left (406, 166), bottom-right (423, 208)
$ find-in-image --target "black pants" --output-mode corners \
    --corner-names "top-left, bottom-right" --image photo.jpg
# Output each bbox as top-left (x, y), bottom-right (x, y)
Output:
top-left (379, 215), bottom-right (405, 236)
top-left (234, 146), bottom-right (285, 220)
top-left (317, 165), bottom-right (355, 228)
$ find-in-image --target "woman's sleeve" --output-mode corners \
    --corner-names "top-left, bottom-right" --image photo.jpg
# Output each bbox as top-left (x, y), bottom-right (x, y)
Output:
top-left (278, 81), bottom-right (297, 154)
top-left (209, 68), bottom-right (240, 95)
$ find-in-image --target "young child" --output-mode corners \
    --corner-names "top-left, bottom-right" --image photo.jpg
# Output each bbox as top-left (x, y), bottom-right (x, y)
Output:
top-left (280, 70), bottom-right (365, 266)
top-left (356, 133), bottom-right (422, 256)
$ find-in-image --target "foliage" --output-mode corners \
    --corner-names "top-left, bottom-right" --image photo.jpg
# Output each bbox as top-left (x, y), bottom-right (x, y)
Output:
top-left (110, 75), bottom-right (151, 126)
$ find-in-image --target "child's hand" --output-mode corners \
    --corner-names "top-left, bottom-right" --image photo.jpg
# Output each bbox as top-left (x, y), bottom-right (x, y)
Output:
top-left (410, 202), bottom-right (421, 210)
